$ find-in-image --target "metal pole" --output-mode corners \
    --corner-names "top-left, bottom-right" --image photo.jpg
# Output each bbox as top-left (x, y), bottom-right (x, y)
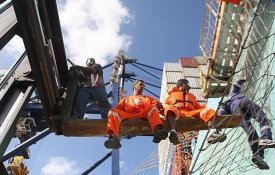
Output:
top-left (1, 128), bottom-right (51, 162)
top-left (112, 82), bottom-right (120, 175)
top-left (81, 151), bottom-right (112, 175)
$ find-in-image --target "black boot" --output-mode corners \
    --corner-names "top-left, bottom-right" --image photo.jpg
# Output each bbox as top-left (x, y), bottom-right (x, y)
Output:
top-left (153, 126), bottom-right (168, 143)
top-left (169, 130), bottom-right (180, 145)
top-left (251, 154), bottom-right (269, 170)
top-left (104, 135), bottom-right (122, 149)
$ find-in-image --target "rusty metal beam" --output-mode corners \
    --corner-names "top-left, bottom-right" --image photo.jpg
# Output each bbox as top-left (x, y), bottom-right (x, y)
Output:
top-left (61, 115), bottom-right (242, 137)
top-left (12, 0), bottom-right (62, 132)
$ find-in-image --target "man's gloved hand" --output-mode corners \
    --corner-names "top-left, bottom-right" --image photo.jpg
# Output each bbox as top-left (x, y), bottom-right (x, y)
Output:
top-left (217, 108), bottom-right (226, 115)
top-left (156, 103), bottom-right (165, 116)
top-left (70, 65), bottom-right (77, 70)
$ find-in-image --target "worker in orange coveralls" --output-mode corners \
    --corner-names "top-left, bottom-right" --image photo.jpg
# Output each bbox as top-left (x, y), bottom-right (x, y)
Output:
top-left (164, 79), bottom-right (226, 145)
top-left (104, 80), bottom-right (168, 149)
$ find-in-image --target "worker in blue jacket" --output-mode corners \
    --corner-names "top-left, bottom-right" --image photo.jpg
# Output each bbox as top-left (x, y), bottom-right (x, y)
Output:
top-left (215, 78), bottom-right (275, 170)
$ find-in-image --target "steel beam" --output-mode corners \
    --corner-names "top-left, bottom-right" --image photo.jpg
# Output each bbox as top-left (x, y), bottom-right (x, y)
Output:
top-left (1, 128), bottom-right (51, 162)
top-left (12, 0), bottom-right (61, 131)
top-left (44, 0), bottom-right (68, 86)
top-left (0, 84), bottom-right (34, 158)
top-left (0, 50), bottom-right (34, 161)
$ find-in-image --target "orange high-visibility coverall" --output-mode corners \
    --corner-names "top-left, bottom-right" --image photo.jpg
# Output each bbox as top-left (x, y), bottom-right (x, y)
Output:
top-left (220, 0), bottom-right (241, 5)
top-left (164, 87), bottom-right (215, 123)
top-left (107, 95), bottom-right (164, 137)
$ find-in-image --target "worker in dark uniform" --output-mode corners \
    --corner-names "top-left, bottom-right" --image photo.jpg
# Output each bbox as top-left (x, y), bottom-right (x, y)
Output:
top-left (215, 78), bottom-right (275, 170)
top-left (70, 58), bottom-right (111, 119)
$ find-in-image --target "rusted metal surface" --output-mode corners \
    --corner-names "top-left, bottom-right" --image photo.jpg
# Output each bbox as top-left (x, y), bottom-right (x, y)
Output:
top-left (179, 57), bottom-right (198, 68)
top-left (61, 115), bottom-right (242, 137)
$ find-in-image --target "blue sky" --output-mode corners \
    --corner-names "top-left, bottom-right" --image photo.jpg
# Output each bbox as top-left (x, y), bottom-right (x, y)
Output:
top-left (2, 0), bottom-right (205, 174)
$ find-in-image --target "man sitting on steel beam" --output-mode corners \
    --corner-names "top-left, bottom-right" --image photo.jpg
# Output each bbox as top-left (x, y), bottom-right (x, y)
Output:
top-left (104, 80), bottom-right (168, 149)
top-left (163, 78), bottom-right (226, 145)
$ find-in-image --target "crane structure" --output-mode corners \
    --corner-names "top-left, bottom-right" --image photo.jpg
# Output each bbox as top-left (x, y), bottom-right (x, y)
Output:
top-left (0, 0), bottom-right (245, 174)
top-left (199, 0), bottom-right (254, 97)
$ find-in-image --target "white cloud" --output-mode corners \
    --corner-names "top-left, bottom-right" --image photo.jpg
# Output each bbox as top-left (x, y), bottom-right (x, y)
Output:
top-left (57, 0), bottom-right (133, 66)
top-left (3, 35), bottom-right (25, 58)
top-left (41, 157), bottom-right (80, 175)
top-left (0, 35), bottom-right (25, 68)
top-left (2, 0), bottom-right (132, 68)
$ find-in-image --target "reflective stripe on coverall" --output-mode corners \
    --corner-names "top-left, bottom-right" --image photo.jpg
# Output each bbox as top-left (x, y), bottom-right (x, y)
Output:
top-left (107, 95), bottom-right (164, 137)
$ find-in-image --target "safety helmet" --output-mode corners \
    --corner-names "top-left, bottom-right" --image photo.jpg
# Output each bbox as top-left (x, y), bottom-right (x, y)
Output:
top-left (86, 58), bottom-right (95, 65)
top-left (176, 79), bottom-right (190, 89)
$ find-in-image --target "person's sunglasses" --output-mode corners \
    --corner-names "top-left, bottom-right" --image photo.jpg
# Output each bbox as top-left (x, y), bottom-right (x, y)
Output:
top-left (178, 82), bottom-right (190, 87)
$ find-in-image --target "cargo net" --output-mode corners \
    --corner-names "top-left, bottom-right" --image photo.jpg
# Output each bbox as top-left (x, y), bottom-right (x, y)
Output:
top-left (130, 1), bottom-right (275, 175)
top-left (131, 132), bottom-right (199, 175)
top-left (190, 0), bottom-right (275, 175)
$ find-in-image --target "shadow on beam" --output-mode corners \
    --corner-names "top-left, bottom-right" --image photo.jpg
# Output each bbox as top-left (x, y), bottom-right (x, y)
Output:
top-left (61, 115), bottom-right (242, 137)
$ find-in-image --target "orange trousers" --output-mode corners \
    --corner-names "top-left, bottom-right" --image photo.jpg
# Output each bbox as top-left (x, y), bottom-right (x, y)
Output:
top-left (164, 105), bottom-right (215, 123)
top-left (107, 105), bottom-right (164, 137)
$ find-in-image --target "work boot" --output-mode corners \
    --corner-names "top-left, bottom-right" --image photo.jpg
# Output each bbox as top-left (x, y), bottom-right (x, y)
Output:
top-left (259, 139), bottom-right (275, 149)
top-left (251, 154), bottom-right (269, 170)
top-left (169, 130), bottom-right (181, 145)
top-left (153, 126), bottom-right (168, 143)
top-left (207, 131), bottom-right (226, 144)
top-left (104, 135), bottom-right (122, 149)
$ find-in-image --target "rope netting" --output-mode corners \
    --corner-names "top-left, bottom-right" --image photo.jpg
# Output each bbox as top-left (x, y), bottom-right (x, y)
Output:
top-left (191, 0), bottom-right (275, 174)
top-left (131, 132), bottom-right (199, 175)
top-left (131, 0), bottom-right (275, 174)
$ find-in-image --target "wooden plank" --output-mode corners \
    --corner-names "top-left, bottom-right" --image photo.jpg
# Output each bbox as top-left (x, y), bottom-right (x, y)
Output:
top-left (61, 115), bottom-right (242, 137)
